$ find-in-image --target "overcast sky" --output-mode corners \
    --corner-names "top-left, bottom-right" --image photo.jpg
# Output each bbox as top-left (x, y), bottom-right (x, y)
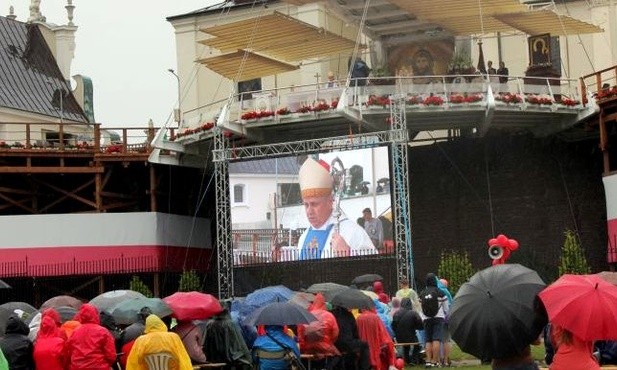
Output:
top-left (11, 1), bottom-right (219, 128)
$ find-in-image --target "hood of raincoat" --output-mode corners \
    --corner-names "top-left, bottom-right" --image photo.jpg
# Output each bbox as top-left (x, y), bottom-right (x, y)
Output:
top-left (42, 308), bottom-right (62, 326)
top-left (425, 273), bottom-right (437, 287)
top-left (75, 303), bottom-right (100, 325)
top-left (391, 298), bottom-right (401, 309)
top-left (5, 314), bottom-right (29, 335)
top-left (309, 293), bottom-right (327, 311)
top-left (400, 297), bottom-right (412, 310)
top-left (373, 281), bottom-right (385, 294)
top-left (144, 314), bottom-right (168, 334)
top-left (38, 315), bottom-right (60, 339)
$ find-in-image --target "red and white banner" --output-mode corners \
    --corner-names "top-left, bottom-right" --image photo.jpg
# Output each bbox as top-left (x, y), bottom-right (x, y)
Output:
top-left (0, 212), bottom-right (212, 277)
top-left (603, 174), bottom-right (617, 263)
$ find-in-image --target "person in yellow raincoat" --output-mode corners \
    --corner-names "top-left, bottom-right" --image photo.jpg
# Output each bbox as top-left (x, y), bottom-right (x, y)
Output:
top-left (126, 314), bottom-right (193, 370)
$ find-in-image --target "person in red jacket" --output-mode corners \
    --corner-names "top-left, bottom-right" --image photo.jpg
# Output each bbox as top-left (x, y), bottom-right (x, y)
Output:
top-left (356, 309), bottom-right (395, 370)
top-left (298, 293), bottom-right (340, 359)
top-left (63, 303), bottom-right (117, 370)
top-left (34, 315), bottom-right (66, 370)
top-left (373, 281), bottom-right (390, 304)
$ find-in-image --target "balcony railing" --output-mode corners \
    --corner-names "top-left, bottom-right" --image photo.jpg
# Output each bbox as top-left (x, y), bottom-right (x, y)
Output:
top-left (171, 74), bottom-right (586, 142)
top-left (0, 122), bottom-right (161, 155)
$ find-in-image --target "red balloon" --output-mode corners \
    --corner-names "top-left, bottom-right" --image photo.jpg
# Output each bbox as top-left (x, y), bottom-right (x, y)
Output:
top-left (395, 358), bottom-right (405, 370)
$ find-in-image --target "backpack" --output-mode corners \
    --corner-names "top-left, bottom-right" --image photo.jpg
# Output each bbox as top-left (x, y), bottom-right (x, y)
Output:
top-left (420, 287), bottom-right (441, 318)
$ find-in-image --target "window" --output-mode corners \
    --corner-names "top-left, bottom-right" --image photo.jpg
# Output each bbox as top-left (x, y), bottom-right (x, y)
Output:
top-left (238, 78), bottom-right (262, 101)
top-left (278, 183), bottom-right (301, 206)
top-left (233, 184), bottom-right (246, 205)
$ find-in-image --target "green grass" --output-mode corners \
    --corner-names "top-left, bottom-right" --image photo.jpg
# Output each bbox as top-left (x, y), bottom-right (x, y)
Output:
top-left (403, 343), bottom-right (546, 369)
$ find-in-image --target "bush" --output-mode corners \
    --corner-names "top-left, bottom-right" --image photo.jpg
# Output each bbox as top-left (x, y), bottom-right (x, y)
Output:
top-left (558, 229), bottom-right (591, 276)
top-left (437, 250), bottom-right (476, 295)
top-left (179, 270), bottom-right (202, 292)
top-left (129, 275), bottom-right (153, 298)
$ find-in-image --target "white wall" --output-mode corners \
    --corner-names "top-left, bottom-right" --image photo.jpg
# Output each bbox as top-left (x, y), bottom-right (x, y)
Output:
top-left (169, 2), bottom-right (363, 128)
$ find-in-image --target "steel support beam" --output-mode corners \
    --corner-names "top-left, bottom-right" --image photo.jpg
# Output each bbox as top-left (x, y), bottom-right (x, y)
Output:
top-left (389, 95), bottom-right (414, 289)
top-left (214, 129), bottom-right (234, 299)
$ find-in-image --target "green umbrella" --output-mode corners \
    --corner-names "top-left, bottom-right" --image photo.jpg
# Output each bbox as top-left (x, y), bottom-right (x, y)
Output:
top-left (107, 297), bottom-right (172, 325)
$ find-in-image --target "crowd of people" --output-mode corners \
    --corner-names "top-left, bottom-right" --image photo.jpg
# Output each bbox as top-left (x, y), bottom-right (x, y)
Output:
top-left (0, 274), bottom-right (451, 370)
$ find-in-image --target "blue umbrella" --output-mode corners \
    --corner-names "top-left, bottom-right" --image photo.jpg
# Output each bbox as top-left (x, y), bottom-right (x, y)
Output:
top-left (241, 285), bottom-right (295, 316)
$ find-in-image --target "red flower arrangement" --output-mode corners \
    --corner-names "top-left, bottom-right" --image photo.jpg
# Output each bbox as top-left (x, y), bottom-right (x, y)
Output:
top-left (312, 102), bottom-right (331, 112)
top-left (407, 95), bottom-right (421, 105)
top-left (595, 86), bottom-right (617, 101)
top-left (495, 93), bottom-right (523, 104)
top-left (449, 93), bottom-right (484, 104)
top-left (174, 121), bottom-right (215, 139)
top-left (0, 141), bottom-right (9, 149)
top-left (558, 97), bottom-right (580, 107)
top-left (296, 105), bottom-right (312, 114)
top-left (366, 95), bottom-right (391, 107)
top-left (525, 94), bottom-right (553, 105)
top-left (331, 99), bottom-right (339, 109)
top-left (276, 107), bottom-right (291, 116)
top-left (423, 95), bottom-right (444, 106)
top-left (241, 110), bottom-right (274, 120)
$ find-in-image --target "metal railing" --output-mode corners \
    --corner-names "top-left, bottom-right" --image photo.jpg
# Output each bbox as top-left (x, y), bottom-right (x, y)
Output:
top-left (0, 122), bottom-right (159, 154)
top-left (173, 74), bottom-right (586, 140)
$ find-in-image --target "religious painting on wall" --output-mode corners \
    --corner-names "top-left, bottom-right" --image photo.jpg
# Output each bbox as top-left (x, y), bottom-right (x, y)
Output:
top-left (528, 33), bottom-right (551, 67)
top-left (386, 39), bottom-right (455, 84)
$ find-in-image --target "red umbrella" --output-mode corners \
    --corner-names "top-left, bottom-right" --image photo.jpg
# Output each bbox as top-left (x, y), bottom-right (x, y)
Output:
top-left (539, 274), bottom-right (617, 341)
top-left (163, 291), bottom-right (223, 321)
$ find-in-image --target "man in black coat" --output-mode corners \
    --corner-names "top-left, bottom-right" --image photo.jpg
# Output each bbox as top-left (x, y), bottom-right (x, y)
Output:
top-left (392, 298), bottom-right (423, 365)
top-left (0, 314), bottom-right (34, 370)
top-left (331, 306), bottom-right (371, 370)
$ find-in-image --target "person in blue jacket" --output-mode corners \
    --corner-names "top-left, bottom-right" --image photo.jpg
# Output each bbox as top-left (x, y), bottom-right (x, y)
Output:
top-left (252, 325), bottom-right (300, 370)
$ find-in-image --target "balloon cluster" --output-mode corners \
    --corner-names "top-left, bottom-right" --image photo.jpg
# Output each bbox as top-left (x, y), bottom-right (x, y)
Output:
top-left (487, 234), bottom-right (519, 266)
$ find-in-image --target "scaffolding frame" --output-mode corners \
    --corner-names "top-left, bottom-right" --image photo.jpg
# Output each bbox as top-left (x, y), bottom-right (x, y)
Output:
top-left (212, 113), bottom-right (411, 300)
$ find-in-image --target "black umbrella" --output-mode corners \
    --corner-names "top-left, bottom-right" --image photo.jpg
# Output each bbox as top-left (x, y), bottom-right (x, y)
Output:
top-left (244, 301), bottom-right (317, 326)
top-left (0, 307), bottom-right (11, 335)
top-left (449, 264), bottom-right (547, 360)
top-left (330, 288), bottom-right (375, 310)
top-left (306, 282), bottom-right (348, 300)
top-left (0, 302), bottom-right (38, 322)
top-left (0, 279), bottom-right (11, 289)
top-left (351, 274), bottom-right (383, 286)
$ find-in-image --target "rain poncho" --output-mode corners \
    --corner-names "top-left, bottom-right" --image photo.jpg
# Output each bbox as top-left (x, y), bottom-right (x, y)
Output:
top-left (252, 325), bottom-right (300, 370)
top-left (0, 314), bottom-right (34, 370)
top-left (549, 325), bottom-right (600, 370)
top-left (33, 315), bottom-right (66, 370)
top-left (173, 320), bottom-right (207, 364)
top-left (356, 310), bottom-right (395, 370)
top-left (126, 314), bottom-right (193, 370)
top-left (395, 287), bottom-right (421, 313)
top-left (374, 300), bottom-right (395, 339)
top-left (391, 298), bottom-right (422, 343)
top-left (63, 304), bottom-right (116, 370)
top-left (0, 348), bottom-right (8, 370)
top-left (373, 281), bottom-right (390, 304)
top-left (298, 294), bottom-right (340, 357)
top-left (202, 310), bottom-right (252, 367)
top-left (28, 308), bottom-right (64, 342)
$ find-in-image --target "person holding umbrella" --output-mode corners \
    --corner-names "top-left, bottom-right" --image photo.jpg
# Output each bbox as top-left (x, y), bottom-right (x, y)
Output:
top-left (173, 319), bottom-right (207, 365)
top-left (549, 325), bottom-right (599, 370)
top-left (33, 315), bottom-right (66, 370)
top-left (252, 325), bottom-right (300, 370)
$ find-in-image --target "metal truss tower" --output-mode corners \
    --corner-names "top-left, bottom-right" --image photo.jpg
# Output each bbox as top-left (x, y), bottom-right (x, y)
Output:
top-left (213, 129), bottom-right (234, 299)
top-left (212, 106), bottom-right (413, 297)
top-left (389, 95), bottom-right (414, 287)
